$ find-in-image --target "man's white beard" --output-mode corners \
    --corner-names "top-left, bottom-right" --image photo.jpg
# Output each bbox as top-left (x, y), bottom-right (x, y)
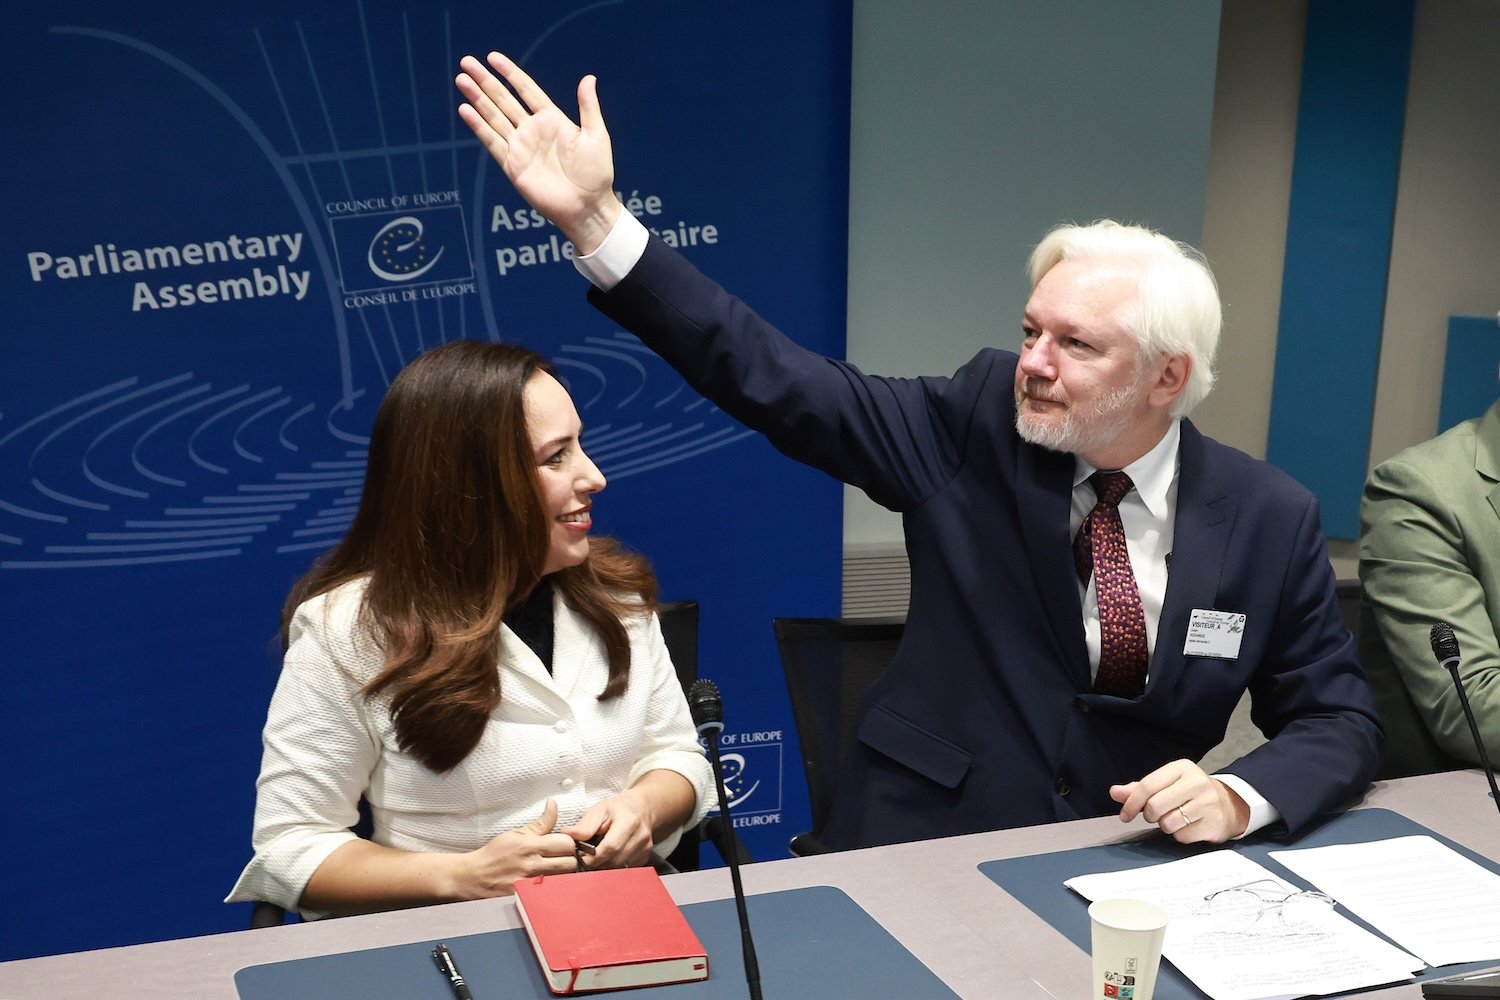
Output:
top-left (1014, 381), bottom-right (1146, 459)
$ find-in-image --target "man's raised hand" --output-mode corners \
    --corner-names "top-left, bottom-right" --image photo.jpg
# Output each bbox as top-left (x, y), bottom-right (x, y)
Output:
top-left (455, 51), bottom-right (621, 253)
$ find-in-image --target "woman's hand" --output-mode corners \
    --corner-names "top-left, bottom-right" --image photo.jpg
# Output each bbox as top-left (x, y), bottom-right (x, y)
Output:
top-left (301, 775), bottom-right (695, 915)
top-left (561, 790), bottom-right (658, 870)
top-left (561, 770), bottom-right (698, 869)
top-left (299, 799), bottom-right (578, 913)
top-left (451, 799), bottom-right (582, 898)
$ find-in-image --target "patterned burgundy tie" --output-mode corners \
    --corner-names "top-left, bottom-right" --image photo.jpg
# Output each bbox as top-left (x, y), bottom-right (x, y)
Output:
top-left (1073, 471), bottom-right (1149, 698)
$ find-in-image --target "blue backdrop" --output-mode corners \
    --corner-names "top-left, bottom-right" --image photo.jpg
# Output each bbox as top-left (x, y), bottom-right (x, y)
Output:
top-left (1440, 316), bottom-right (1500, 433)
top-left (1265, 0), bottom-right (1414, 540)
top-left (2, 0), bottom-right (849, 960)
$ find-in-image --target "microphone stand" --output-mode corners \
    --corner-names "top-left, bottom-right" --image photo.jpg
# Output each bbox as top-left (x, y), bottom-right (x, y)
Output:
top-left (1431, 622), bottom-right (1500, 818)
top-left (688, 680), bottom-right (763, 1000)
top-left (1443, 661), bottom-right (1500, 818)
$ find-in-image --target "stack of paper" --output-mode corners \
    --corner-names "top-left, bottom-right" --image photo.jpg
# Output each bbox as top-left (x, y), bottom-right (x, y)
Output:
top-left (1066, 851), bottom-right (1422, 1000)
top-left (1271, 835), bottom-right (1500, 969)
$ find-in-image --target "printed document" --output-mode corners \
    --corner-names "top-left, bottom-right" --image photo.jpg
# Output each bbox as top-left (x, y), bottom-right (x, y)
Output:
top-left (1066, 851), bottom-right (1421, 1000)
top-left (1271, 835), bottom-right (1500, 968)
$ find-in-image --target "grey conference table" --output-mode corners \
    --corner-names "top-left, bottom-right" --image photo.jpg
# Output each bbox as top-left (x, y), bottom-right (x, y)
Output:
top-left (3, 769), bottom-right (1496, 1000)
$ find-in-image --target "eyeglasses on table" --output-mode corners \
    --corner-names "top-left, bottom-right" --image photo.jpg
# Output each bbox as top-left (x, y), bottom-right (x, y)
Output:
top-left (1199, 878), bottom-right (1336, 933)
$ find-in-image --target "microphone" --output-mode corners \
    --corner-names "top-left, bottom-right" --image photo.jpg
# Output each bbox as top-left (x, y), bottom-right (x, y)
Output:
top-left (686, 679), bottom-right (762, 1000)
top-left (1429, 623), bottom-right (1500, 818)
top-left (688, 678), bottom-right (725, 737)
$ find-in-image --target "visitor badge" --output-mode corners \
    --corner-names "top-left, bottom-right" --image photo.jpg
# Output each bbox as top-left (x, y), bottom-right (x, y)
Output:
top-left (1183, 609), bottom-right (1245, 660)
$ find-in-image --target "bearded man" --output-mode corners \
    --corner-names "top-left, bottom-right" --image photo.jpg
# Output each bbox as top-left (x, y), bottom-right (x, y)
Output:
top-left (456, 52), bottom-right (1383, 849)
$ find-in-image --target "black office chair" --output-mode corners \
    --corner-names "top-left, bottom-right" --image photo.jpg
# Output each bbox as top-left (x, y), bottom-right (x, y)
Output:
top-left (1334, 577), bottom-right (1362, 639)
top-left (773, 615), bottom-right (905, 856)
top-left (657, 599), bottom-right (755, 871)
top-left (658, 600), bottom-right (705, 873)
top-left (1348, 579), bottom-right (1471, 781)
top-left (249, 900), bottom-right (287, 929)
top-left (248, 599), bottom-right (734, 927)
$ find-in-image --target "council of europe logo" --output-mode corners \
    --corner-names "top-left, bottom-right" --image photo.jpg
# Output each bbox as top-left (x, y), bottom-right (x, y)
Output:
top-left (329, 204), bottom-right (472, 294)
top-left (709, 738), bottom-right (783, 817)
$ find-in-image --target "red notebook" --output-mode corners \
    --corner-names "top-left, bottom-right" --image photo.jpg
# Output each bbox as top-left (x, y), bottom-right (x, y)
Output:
top-left (512, 867), bottom-right (710, 994)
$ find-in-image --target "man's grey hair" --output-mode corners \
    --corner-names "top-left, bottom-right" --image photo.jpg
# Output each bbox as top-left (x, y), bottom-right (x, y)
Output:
top-left (1027, 220), bottom-right (1221, 417)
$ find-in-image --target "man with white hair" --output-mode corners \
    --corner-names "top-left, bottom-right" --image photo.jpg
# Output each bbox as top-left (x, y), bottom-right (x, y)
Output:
top-left (455, 53), bottom-right (1383, 849)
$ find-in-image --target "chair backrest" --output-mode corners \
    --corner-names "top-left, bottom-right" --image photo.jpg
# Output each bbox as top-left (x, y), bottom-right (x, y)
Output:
top-left (1350, 581), bottom-right (1469, 780)
top-left (658, 600), bottom-right (700, 692)
top-left (657, 600), bottom-right (704, 872)
top-left (773, 616), bottom-right (905, 839)
top-left (1334, 578), bottom-right (1362, 639)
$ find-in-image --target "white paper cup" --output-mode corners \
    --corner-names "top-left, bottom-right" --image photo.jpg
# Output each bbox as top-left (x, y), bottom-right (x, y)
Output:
top-left (1088, 898), bottom-right (1169, 1000)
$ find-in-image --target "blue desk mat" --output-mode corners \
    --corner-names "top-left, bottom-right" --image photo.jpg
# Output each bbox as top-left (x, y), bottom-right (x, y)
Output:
top-left (980, 807), bottom-right (1500, 999)
top-left (235, 884), bottom-right (960, 999)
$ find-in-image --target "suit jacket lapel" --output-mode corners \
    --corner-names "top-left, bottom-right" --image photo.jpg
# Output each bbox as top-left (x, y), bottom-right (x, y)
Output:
top-left (1016, 438), bottom-right (1091, 687)
top-left (1155, 420), bottom-right (1237, 686)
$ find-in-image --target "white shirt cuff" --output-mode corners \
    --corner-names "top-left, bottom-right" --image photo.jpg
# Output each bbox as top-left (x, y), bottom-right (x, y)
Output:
top-left (1214, 772), bottom-right (1281, 838)
top-left (574, 211), bottom-right (650, 291)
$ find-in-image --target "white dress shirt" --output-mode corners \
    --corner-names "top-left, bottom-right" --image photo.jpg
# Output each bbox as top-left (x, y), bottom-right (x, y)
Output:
top-left (576, 209), bottom-right (651, 290)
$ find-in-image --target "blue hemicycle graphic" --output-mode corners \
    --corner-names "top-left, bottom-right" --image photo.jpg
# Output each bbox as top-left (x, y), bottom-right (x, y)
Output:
top-left (2, 7), bottom-right (755, 570)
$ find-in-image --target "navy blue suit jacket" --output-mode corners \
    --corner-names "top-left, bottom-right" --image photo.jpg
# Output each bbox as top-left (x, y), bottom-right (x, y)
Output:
top-left (591, 237), bottom-right (1383, 849)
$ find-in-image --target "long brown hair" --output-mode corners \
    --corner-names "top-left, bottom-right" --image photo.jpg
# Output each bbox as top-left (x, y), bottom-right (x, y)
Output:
top-left (284, 340), bottom-right (657, 772)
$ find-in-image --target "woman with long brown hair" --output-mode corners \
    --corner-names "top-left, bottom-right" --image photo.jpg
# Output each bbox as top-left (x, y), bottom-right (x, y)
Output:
top-left (226, 340), bottom-right (711, 917)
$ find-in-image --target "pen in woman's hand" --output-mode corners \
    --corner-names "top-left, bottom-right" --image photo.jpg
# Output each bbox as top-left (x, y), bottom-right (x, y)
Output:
top-left (432, 942), bottom-right (475, 1000)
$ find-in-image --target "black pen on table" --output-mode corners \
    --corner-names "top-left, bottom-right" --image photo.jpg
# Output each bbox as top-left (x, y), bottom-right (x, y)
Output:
top-left (432, 942), bottom-right (474, 1000)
